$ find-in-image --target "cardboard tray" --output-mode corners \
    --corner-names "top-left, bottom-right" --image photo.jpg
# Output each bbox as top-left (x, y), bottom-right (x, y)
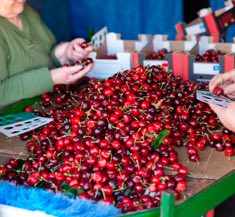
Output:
top-left (88, 27), bottom-right (148, 79)
top-left (175, 0), bottom-right (235, 40)
top-left (141, 35), bottom-right (197, 77)
top-left (182, 36), bottom-right (235, 82)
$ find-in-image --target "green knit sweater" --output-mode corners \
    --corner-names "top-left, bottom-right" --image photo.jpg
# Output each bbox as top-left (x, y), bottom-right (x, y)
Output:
top-left (0, 4), bottom-right (59, 112)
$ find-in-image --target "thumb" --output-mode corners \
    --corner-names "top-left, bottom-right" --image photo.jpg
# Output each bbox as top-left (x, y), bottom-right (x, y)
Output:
top-left (223, 83), bottom-right (235, 95)
top-left (208, 103), bottom-right (224, 115)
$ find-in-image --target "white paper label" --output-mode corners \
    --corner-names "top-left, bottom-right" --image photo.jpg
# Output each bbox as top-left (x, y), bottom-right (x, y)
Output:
top-left (186, 23), bottom-right (206, 35)
top-left (143, 60), bottom-right (168, 67)
top-left (193, 63), bottom-right (221, 75)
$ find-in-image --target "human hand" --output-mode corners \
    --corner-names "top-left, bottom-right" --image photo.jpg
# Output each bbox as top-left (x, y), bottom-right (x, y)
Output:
top-left (209, 102), bottom-right (235, 132)
top-left (209, 70), bottom-right (235, 99)
top-left (65, 38), bottom-right (93, 62)
top-left (50, 62), bottom-right (94, 85)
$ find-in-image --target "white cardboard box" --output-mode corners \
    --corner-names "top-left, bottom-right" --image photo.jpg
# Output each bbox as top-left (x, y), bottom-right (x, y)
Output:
top-left (88, 27), bottom-right (150, 79)
top-left (141, 35), bottom-right (196, 67)
top-left (141, 35), bottom-right (197, 78)
top-left (182, 36), bottom-right (235, 81)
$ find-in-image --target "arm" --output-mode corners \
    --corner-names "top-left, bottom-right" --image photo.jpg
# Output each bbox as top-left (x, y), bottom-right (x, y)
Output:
top-left (0, 59), bottom-right (94, 108)
top-left (0, 5), bottom-right (94, 108)
top-left (0, 69), bottom-right (53, 108)
top-left (0, 37), bottom-right (94, 108)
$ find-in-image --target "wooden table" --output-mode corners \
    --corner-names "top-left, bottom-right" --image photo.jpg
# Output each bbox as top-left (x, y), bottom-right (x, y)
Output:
top-left (0, 133), bottom-right (235, 217)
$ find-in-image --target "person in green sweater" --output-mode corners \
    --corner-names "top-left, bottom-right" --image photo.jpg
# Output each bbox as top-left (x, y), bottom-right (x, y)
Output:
top-left (0, 0), bottom-right (94, 112)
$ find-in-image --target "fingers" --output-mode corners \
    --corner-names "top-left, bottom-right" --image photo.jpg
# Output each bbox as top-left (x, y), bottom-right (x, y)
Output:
top-left (67, 63), bottom-right (94, 83)
top-left (209, 74), bottom-right (225, 92)
top-left (209, 102), bottom-right (235, 132)
top-left (209, 71), bottom-right (235, 93)
top-left (69, 38), bottom-right (93, 60)
top-left (223, 83), bottom-right (235, 96)
top-left (227, 101), bottom-right (235, 109)
top-left (209, 74), bottom-right (221, 92)
top-left (64, 64), bottom-right (84, 74)
top-left (71, 53), bottom-right (84, 61)
top-left (50, 63), bottom-right (94, 85)
top-left (226, 93), bottom-right (235, 99)
top-left (84, 46), bottom-right (93, 52)
top-left (72, 43), bottom-right (87, 57)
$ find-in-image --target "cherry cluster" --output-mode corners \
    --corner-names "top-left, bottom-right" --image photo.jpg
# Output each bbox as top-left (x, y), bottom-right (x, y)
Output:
top-left (1, 65), bottom-right (235, 213)
top-left (145, 49), bottom-right (168, 60)
top-left (74, 58), bottom-right (93, 67)
top-left (196, 49), bottom-right (225, 63)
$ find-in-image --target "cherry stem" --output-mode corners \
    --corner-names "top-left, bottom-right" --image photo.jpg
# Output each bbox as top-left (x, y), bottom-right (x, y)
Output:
top-left (101, 188), bottom-right (106, 200)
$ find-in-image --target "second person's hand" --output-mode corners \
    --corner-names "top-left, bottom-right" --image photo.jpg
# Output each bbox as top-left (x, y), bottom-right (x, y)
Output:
top-left (209, 102), bottom-right (235, 132)
top-left (209, 70), bottom-right (235, 98)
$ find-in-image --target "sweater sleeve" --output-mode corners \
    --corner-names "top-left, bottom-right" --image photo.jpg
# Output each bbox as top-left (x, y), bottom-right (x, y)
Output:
top-left (39, 21), bottom-right (62, 67)
top-left (0, 43), bottom-right (54, 108)
top-left (50, 45), bottom-right (62, 67)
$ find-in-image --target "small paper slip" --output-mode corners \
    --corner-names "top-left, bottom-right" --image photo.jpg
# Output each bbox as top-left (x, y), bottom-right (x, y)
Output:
top-left (0, 112), bottom-right (53, 137)
top-left (196, 90), bottom-right (231, 108)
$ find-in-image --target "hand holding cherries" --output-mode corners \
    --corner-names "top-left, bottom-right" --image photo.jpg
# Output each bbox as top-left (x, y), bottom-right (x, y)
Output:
top-left (63, 57), bottom-right (94, 68)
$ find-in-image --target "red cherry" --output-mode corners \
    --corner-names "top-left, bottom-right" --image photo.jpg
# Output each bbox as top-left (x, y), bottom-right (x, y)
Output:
top-left (27, 172), bottom-right (40, 186)
top-left (92, 172), bottom-right (103, 183)
top-left (126, 93), bottom-right (136, 102)
top-left (80, 41), bottom-right (89, 49)
top-left (196, 141), bottom-right (205, 151)
top-left (224, 147), bottom-right (235, 157)
top-left (176, 180), bottom-right (187, 192)
top-left (63, 63), bottom-right (70, 67)
top-left (24, 106), bottom-right (33, 112)
top-left (158, 182), bottom-right (167, 191)
top-left (213, 86), bottom-right (224, 96)
top-left (0, 166), bottom-right (7, 176)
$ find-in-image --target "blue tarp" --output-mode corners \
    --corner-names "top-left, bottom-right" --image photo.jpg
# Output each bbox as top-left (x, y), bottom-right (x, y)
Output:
top-left (28, 0), bottom-right (71, 42)
top-left (0, 181), bottom-right (120, 217)
top-left (68, 0), bottom-right (183, 40)
top-left (27, 1), bottom-right (235, 42)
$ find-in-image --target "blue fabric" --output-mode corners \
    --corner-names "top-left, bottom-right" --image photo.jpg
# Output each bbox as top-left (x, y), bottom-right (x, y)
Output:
top-left (68, 0), bottom-right (183, 40)
top-left (210, 0), bottom-right (235, 42)
top-left (28, 0), bottom-right (71, 42)
top-left (0, 181), bottom-right (121, 217)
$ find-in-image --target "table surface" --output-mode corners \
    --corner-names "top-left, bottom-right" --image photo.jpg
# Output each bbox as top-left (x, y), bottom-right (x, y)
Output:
top-left (0, 133), bottom-right (234, 204)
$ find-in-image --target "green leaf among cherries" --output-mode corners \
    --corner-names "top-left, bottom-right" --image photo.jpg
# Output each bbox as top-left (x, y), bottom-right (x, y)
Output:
top-left (151, 130), bottom-right (170, 149)
top-left (61, 183), bottom-right (84, 199)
